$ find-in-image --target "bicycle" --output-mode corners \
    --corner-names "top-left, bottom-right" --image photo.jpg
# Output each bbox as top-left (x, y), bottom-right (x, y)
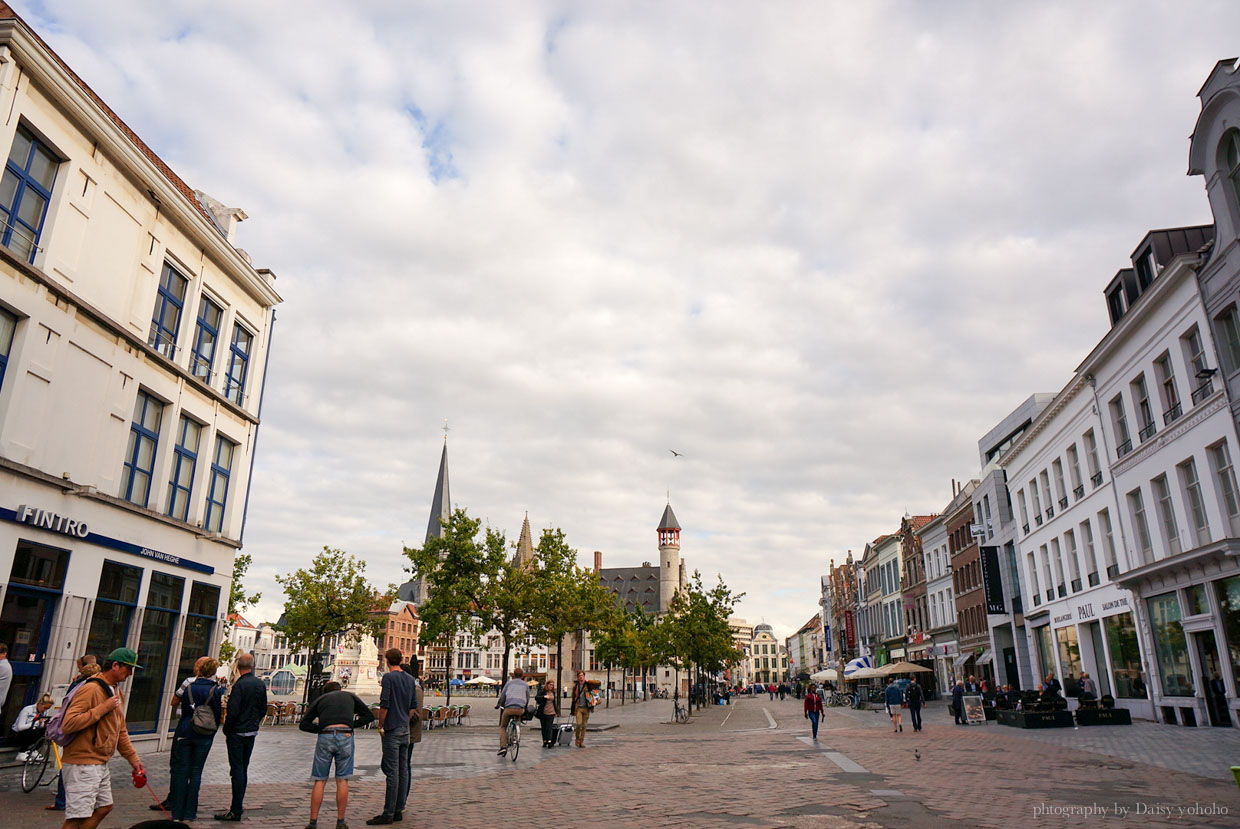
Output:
top-left (828, 691), bottom-right (850, 707)
top-left (672, 694), bottom-right (689, 724)
top-left (505, 716), bottom-right (520, 762)
top-left (20, 733), bottom-right (58, 794)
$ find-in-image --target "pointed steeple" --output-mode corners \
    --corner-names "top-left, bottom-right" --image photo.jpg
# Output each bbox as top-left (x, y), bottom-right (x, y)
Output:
top-left (425, 441), bottom-right (451, 544)
top-left (513, 512), bottom-right (534, 567)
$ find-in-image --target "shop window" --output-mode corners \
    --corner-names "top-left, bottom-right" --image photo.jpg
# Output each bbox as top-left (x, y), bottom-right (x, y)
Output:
top-left (127, 572), bottom-right (184, 732)
top-left (1056, 626), bottom-right (1082, 696)
top-left (1103, 612), bottom-right (1145, 698)
top-left (1034, 625), bottom-right (1055, 684)
top-left (1215, 576), bottom-right (1240, 699)
top-left (86, 560), bottom-right (142, 658)
top-left (1148, 592), bottom-right (1193, 697)
top-left (8, 540), bottom-right (68, 589)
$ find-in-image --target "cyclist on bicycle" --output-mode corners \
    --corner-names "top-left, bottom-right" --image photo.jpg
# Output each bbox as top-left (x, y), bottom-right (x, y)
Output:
top-left (496, 668), bottom-right (529, 757)
top-left (11, 694), bottom-right (53, 760)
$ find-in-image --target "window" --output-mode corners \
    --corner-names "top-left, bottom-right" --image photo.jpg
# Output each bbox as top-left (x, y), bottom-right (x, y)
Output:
top-left (1066, 444), bottom-right (1084, 497)
top-left (1110, 396), bottom-right (1131, 457)
top-left (171, 582), bottom-right (220, 732)
top-left (1127, 488), bottom-right (1153, 566)
top-left (1084, 430), bottom-right (1102, 486)
top-left (1154, 353), bottom-right (1181, 425)
top-left (1105, 612), bottom-right (1145, 699)
top-left (1079, 520), bottom-right (1099, 585)
top-left (1151, 475), bottom-right (1181, 557)
top-left (1216, 576), bottom-right (1240, 697)
top-left (0, 125), bottom-right (59, 262)
top-left (0, 307), bottom-right (14, 391)
top-left (122, 391), bottom-right (163, 508)
top-left (128, 572), bottom-right (184, 732)
top-left (1132, 374), bottom-right (1155, 440)
top-left (1064, 530), bottom-right (1081, 591)
top-left (1050, 538), bottom-right (1066, 596)
top-left (1018, 489), bottom-right (1030, 531)
top-left (1029, 479), bottom-right (1043, 524)
top-left (1148, 592), bottom-right (1193, 697)
top-left (1099, 508), bottom-right (1119, 578)
top-left (1208, 441), bottom-right (1240, 536)
top-left (86, 561), bottom-right (141, 658)
top-left (149, 262), bottom-right (188, 359)
top-left (1040, 545), bottom-right (1053, 602)
top-left (1216, 305), bottom-right (1240, 374)
top-left (166, 416), bottom-right (201, 522)
top-left (1178, 458), bottom-right (1211, 548)
top-left (1052, 460), bottom-right (1067, 508)
top-left (204, 435), bottom-right (236, 533)
top-left (1040, 471), bottom-right (1053, 517)
top-left (224, 324), bottom-right (253, 405)
top-left (191, 296), bottom-right (223, 382)
top-left (1225, 129), bottom-right (1240, 225)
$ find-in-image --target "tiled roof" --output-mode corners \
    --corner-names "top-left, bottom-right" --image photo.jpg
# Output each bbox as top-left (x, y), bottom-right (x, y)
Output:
top-left (599, 564), bottom-right (661, 615)
top-left (0, 2), bottom-right (215, 227)
top-left (907, 514), bottom-right (936, 531)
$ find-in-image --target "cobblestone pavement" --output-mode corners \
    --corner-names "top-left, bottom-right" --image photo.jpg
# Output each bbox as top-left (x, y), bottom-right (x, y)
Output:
top-left (2, 695), bottom-right (1238, 828)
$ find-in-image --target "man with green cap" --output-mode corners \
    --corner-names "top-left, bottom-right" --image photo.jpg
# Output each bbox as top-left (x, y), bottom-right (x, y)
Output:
top-left (58, 647), bottom-right (145, 829)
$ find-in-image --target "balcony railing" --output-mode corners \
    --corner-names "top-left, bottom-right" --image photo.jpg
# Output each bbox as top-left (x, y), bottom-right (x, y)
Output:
top-left (1046, 589), bottom-right (1054, 602)
top-left (1088, 572), bottom-right (1100, 587)
top-left (1117, 439), bottom-right (1133, 458)
top-left (1091, 471), bottom-right (1103, 487)
top-left (1192, 379), bottom-right (1214, 405)
top-left (1073, 484), bottom-right (1085, 500)
top-left (1057, 584), bottom-right (1067, 598)
top-left (1059, 497), bottom-right (1069, 510)
top-left (1138, 421), bottom-right (1157, 442)
top-left (1106, 563), bottom-right (1120, 579)
top-left (1035, 515), bottom-right (1044, 526)
top-left (1163, 403), bottom-right (1182, 426)
top-left (1022, 523), bottom-right (1030, 534)
top-left (1071, 578), bottom-right (1082, 593)
top-left (1032, 594), bottom-right (1041, 607)
top-left (1045, 507), bottom-right (1055, 519)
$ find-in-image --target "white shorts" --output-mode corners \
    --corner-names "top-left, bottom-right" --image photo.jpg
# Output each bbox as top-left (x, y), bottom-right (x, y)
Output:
top-left (62, 763), bottom-right (113, 820)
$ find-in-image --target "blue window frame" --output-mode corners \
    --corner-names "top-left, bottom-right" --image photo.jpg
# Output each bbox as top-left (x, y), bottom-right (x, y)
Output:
top-left (122, 391), bottom-right (163, 507)
top-left (224, 323), bottom-right (252, 405)
top-left (166, 415), bottom-right (201, 521)
top-left (204, 435), bottom-right (235, 533)
top-left (191, 295), bottom-right (222, 381)
top-left (0, 307), bottom-right (15, 391)
top-left (149, 262), bottom-right (188, 359)
top-left (0, 125), bottom-right (59, 263)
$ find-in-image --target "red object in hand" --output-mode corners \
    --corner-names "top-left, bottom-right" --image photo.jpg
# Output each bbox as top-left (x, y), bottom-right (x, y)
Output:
top-left (132, 768), bottom-right (147, 788)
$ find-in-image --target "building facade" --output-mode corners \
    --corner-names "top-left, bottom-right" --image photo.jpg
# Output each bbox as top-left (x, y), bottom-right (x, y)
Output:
top-left (947, 481), bottom-right (988, 682)
top-left (898, 514), bottom-right (934, 668)
top-left (916, 513), bottom-right (954, 695)
top-left (0, 6), bottom-right (281, 746)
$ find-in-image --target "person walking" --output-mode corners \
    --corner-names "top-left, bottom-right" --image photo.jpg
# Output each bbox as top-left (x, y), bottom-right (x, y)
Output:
top-left (536, 678), bottom-right (560, 747)
top-left (49, 656), bottom-right (99, 812)
top-left (906, 677), bottom-right (924, 732)
top-left (884, 678), bottom-right (905, 733)
top-left (169, 658), bottom-right (223, 822)
top-left (368, 648), bottom-right (416, 826)
top-left (58, 648), bottom-right (145, 829)
top-left (803, 683), bottom-right (823, 740)
top-left (496, 668), bottom-right (530, 757)
top-left (300, 680), bottom-right (374, 829)
top-left (570, 670), bottom-right (596, 748)
top-left (215, 652), bottom-right (267, 823)
top-left (951, 679), bottom-right (965, 725)
top-left (767, 683), bottom-right (775, 701)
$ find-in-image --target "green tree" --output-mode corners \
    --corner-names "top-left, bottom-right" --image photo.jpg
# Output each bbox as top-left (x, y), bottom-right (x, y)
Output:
top-left (661, 571), bottom-right (744, 715)
top-left (220, 551), bottom-right (261, 662)
top-left (275, 548), bottom-right (391, 693)
top-left (404, 509), bottom-right (503, 705)
top-left (589, 605), bottom-right (631, 707)
top-left (477, 527), bottom-right (540, 683)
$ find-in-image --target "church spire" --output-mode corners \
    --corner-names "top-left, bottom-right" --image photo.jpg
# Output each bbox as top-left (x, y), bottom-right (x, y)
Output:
top-left (514, 512), bottom-right (534, 567)
top-left (425, 439), bottom-right (451, 544)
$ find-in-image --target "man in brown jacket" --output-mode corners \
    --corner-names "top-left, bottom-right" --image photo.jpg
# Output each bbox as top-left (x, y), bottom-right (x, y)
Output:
top-left (59, 647), bottom-right (145, 829)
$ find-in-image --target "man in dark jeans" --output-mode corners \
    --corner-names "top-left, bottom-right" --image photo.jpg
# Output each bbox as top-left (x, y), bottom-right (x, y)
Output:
top-left (368, 648), bottom-right (415, 826)
top-left (215, 653), bottom-right (267, 822)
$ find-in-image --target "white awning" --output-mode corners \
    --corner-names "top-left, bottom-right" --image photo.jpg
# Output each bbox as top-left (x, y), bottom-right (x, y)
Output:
top-left (975, 649), bottom-right (995, 666)
top-left (952, 653), bottom-right (972, 669)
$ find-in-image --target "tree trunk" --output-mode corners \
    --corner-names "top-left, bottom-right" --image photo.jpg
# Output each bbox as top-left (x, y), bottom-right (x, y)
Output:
top-left (620, 666), bottom-right (626, 705)
top-left (555, 635), bottom-right (564, 705)
top-left (445, 638), bottom-right (453, 706)
top-left (606, 665), bottom-right (611, 708)
top-left (501, 633), bottom-right (510, 685)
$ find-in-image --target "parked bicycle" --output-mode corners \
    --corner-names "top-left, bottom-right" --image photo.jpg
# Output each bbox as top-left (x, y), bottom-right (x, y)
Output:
top-left (827, 691), bottom-right (850, 707)
top-left (20, 732), bottom-right (59, 794)
top-left (672, 692), bottom-right (689, 724)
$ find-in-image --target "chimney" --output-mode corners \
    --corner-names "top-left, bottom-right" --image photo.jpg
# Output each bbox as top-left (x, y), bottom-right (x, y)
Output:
top-left (593, 550), bottom-right (602, 573)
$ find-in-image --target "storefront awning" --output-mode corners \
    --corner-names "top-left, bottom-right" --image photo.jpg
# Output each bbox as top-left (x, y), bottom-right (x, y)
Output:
top-left (975, 649), bottom-right (994, 666)
top-left (952, 653), bottom-right (972, 669)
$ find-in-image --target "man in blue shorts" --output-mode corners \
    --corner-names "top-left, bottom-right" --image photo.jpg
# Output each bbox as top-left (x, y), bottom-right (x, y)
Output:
top-left (299, 681), bottom-right (374, 829)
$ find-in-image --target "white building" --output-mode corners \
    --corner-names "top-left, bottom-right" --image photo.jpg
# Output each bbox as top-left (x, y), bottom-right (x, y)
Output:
top-left (917, 511), bottom-right (956, 694)
top-left (749, 623), bottom-right (785, 684)
top-left (0, 7), bottom-right (281, 746)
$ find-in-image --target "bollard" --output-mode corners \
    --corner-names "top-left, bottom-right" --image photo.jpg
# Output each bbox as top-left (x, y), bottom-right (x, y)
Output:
top-left (1232, 766), bottom-right (1240, 790)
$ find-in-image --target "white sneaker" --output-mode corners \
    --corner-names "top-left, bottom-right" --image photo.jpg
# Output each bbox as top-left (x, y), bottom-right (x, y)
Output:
top-left (15, 751), bottom-right (28, 762)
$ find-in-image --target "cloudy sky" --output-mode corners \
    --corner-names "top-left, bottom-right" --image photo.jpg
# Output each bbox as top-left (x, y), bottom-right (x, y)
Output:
top-left (22, 1), bottom-right (1240, 640)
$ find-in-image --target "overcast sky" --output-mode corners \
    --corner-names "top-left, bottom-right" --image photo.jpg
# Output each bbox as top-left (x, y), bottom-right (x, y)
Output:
top-left (23, 1), bottom-right (1240, 641)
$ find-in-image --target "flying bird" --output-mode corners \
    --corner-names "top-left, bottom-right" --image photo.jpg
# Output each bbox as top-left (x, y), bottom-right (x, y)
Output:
top-left (669, 449), bottom-right (683, 457)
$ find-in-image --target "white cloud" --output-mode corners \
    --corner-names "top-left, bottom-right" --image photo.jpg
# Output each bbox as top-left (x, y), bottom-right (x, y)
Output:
top-left (19, 0), bottom-right (1240, 639)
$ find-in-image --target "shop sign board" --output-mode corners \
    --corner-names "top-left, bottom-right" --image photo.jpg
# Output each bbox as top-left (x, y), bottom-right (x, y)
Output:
top-left (963, 694), bottom-right (986, 725)
top-left (980, 545), bottom-right (1005, 614)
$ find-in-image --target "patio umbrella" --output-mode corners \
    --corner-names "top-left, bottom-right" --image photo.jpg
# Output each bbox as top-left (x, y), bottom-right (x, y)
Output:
top-left (449, 678), bottom-right (465, 686)
top-left (465, 675), bottom-right (498, 685)
top-left (879, 661), bottom-right (932, 675)
top-left (846, 667), bottom-right (886, 680)
top-left (810, 669), bottom-right (839, 683)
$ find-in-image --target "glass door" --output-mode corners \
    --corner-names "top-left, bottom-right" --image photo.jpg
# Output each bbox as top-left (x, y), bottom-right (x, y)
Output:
top-left (1194, 630), bottom-right (1232, 727)
top-left (0, 540), bottom-right (69, 739)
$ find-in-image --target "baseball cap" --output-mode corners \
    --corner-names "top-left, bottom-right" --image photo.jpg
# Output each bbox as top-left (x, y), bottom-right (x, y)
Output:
top-left (106, 647), bottom-right (144, 669)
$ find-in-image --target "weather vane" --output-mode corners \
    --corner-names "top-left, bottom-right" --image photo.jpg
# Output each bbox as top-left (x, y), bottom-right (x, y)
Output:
top-left (443, 418), bottom-right (450, 442)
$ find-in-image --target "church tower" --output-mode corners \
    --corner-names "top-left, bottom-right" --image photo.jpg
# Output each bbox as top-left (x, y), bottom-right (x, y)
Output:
top-left (398, 437), bottom-right (452, 606)
top-left (658, 502), bottom-right (681, 614)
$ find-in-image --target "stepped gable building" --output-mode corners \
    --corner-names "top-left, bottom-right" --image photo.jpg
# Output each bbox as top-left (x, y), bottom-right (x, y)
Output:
top-left (898, 514), bottom-right (936, 665)
top-left (0, 3), bottom-right (281, 745)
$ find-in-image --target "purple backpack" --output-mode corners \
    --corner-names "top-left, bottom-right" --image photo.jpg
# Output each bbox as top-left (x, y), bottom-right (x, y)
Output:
top-left (46, 677), bottom-right (111, 747)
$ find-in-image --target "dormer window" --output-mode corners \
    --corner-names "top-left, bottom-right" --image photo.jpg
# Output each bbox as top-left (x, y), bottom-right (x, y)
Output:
top-left (1224, 129), bottom-right (1240, 218)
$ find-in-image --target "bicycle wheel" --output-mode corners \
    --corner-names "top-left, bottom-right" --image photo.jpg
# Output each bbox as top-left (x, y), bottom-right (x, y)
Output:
top-left (507, 720), bottom-right (519, 762)
top-left (21, 741), bottom-right (50, 793)
top-left (675, 704), bottom-right (689, 724)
